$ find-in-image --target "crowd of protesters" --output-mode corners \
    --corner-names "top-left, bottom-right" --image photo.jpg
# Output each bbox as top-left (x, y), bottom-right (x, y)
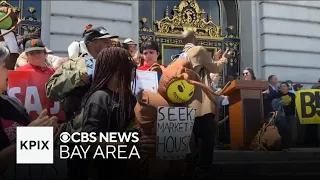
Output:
top-left (0, 22), bottom-right (319, 180)
top-left (0, 25), bottom-right (221, 180)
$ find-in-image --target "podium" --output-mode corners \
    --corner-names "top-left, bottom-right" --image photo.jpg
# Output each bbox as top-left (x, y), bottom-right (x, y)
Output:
top-left (222, 80), bottom-right (268, 150)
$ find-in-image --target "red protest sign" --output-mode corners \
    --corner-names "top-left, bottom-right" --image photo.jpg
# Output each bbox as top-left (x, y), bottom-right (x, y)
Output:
top-left (7, 71), bottom-right (65, 121)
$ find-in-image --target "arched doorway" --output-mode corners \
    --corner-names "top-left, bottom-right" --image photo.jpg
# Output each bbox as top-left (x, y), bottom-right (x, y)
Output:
top-left (139, 0), bottom-right (240, 83)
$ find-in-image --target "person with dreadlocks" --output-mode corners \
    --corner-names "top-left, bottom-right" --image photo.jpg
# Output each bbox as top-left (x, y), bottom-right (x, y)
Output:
top-left (66, 47), bottom-right (137, 180)
top-left (46, 25), bottom-right (118, 121)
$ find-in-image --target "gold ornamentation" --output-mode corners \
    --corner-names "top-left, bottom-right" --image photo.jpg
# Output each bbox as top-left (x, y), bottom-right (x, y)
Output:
top-left (139, 35), bottom-right (153, 44)
top-left (21, 25), bottom-right (40, 35)
top-left (225, 25), bottom-right (238, 38)
top-left (156, 37), bottom-right (182, 45)
top-left (140, 17), bottom-right (152, 32)
top-left (154, 0), bottom-right (222, 39)
top-left (22, 7), bottom-right (40, 22)
top-left (111, 38), bottom-right (120, 47)
top-left (20, 6), bottom-right (41, 36)
top-left (154, 36), bottom-right (222, 48)
top-left (0, 1), bottom-right (41, 38)
top-left (224, 42), bottom-right (239, 67)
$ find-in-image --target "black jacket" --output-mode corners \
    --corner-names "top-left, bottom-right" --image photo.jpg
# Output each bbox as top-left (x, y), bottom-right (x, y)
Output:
top-left (0, 95), bottom-right (30, 150)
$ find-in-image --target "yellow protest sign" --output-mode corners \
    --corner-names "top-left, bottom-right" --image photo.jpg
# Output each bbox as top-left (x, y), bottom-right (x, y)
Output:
top-left (295, 89), bottom-right (320, 124)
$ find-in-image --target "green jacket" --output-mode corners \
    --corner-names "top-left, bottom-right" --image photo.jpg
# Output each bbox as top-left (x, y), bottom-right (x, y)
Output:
top-left (45, 57), bottom-right (88, 101)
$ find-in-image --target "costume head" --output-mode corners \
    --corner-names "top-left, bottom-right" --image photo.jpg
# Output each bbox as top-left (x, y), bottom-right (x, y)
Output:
top-left (158, 58), bottom-right (197, 104)
top-left (158, 58), bottom-right (219, 105)
top-left (0, 7), bottom-right (21, 37)
top-left (134, 58), bottom-right (221, 137)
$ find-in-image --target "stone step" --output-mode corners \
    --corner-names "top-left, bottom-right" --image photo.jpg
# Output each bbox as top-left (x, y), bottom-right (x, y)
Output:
top-left (213, 148), bottom-right (320, 162)
top-left (213, 161), bottom-right (320, 175)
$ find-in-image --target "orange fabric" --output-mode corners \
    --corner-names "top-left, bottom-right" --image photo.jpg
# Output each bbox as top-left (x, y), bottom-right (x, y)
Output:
top-left (135, 58), bottom-right (220, 134)
top-left (134, 58), bottom-right (221, 179)
top-left (134, 90), bottom-right (168, 135)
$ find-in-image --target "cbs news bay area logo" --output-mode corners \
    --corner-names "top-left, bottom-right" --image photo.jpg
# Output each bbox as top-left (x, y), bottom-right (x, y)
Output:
top-left (16, 127), bottom-right (140, 164)
top-left (296, 89), bottom-right (320, 124)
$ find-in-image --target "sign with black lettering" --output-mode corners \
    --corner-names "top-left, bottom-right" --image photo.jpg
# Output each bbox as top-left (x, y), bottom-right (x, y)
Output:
top-left (296, 89), bottom-right (320, 124)
top-left (156, 106), bottom-right (196, 160)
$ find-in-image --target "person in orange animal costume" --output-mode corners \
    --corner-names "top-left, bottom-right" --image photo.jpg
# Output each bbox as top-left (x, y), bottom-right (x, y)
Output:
top-left (134, 58), bottom-right (223, 180)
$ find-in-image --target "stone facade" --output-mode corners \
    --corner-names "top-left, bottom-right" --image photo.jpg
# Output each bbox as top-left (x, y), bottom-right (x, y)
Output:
top-left (39, 0), bottom-right (320, 85)
top-left (242, 1), bottom-right (320, 87)
top-left (41, 1), bottom-right (139, 57)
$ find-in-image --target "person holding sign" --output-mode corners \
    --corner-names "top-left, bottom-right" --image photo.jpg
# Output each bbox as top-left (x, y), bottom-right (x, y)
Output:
top-left (269, 82), bottom-right (296, 148)
top-left (15, 39), bottom-right (55, 74)
top-left (11, 39), bottom-right (65, 120)
top-left (135, 57), bottom-right (226, 179)
top-left (138, 40), bottom-right (165, 82)
top-left (138, 40), bottom-right (160, 71)
top-left (0, 46), bottom-right (58, 174)
top-left (16, 33), bottom-right (67, 70)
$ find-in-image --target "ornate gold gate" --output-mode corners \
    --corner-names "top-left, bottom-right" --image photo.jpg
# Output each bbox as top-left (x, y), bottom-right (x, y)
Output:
top-left (139, 0), bottom-right (240, 83)
top-left (0, 0), bottom-right (42, 36)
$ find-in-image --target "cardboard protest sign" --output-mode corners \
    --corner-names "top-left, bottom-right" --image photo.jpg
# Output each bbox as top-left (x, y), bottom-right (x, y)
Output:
top-left (7, 71), bottom-right (65, 121)
top-left (296, 89), bottom-right (320, 124)
top-left (156, 106), bottom-right (196, 160)
top-left (132, 70), bottom-right (158, 95)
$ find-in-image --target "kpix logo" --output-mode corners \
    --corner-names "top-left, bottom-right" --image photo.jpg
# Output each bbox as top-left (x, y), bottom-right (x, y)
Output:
top-left (16, 127), bottom-right (54, 164)
top-left (20, 140), bottom-right (50, 150)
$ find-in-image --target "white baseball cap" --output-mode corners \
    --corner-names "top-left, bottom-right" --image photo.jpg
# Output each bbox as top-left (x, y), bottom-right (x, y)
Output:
top-left (123, 38), bottom-right (136, 45)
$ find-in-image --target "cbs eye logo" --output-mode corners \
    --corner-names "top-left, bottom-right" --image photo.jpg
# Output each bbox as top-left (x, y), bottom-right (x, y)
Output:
top-left (59, 132), bottom-right (71, 143)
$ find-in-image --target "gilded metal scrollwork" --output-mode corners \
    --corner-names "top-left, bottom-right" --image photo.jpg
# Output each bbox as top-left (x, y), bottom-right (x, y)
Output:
top-left (21, 7), bottom-right (41, 35)
top-left (139, 35), bottom-right (153, 45)
top-left (0, 1), bottom-right (42, 37)
top-left (140, 17), bottom-right (153, 32)
top-left (22, 7), bottom-right (40, 22)
top-left (154, 0), bottom-right (223, 39)
top-left (156, 37), bottom-right (182, 45)
top-left (224, 42), bottom-right (239, 67)
top-left (225, 25), bottom-right (238, 38)
top-left (21, 25), bottom-right (40, 35)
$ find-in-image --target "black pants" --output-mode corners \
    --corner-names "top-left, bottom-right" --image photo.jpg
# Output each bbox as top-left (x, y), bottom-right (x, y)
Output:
top-left (192, 113), bottom-right (216, 180)
top-left (66, 143), bottom-right (90, 180)
top-left (276, 115), bottom-right (296, 148)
